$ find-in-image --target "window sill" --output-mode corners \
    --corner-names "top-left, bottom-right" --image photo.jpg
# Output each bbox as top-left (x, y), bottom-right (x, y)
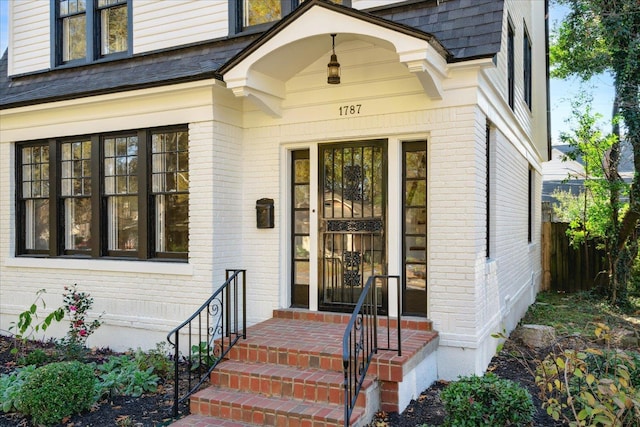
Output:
top-left (54, 52), bottom-right (131, 71)
top-left (4, 256), bottom-right (193, 276)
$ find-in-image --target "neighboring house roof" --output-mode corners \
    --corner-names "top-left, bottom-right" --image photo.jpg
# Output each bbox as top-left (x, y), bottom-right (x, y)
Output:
top-left (542, 143), bottom-right (635, 204)
top-left (0, 0), bottom-right (504, 109)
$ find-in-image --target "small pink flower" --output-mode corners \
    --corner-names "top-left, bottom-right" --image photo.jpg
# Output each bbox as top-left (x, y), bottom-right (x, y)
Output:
top-left (79, 330), bottom-right (87, 337)
top-left (69, 305), bottom-right (77, 312)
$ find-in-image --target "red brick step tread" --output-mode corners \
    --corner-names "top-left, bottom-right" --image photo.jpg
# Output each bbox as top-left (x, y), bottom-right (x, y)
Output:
top-left (190, 387), bottom-right (363, 427)
top-left (170, 414), bottom-right (255, 427)
top-left (211, 360), bottom-right (373, 406)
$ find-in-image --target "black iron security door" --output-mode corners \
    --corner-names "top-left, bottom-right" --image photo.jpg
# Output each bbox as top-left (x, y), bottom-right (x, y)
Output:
top-left (319, 141), bottom-right (387, 312)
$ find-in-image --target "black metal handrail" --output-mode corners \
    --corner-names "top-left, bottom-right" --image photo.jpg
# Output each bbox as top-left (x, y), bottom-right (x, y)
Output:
top-left (342, 275), bottom-right (401, 427)
top-left (166, 269), bottom-right (246, 417)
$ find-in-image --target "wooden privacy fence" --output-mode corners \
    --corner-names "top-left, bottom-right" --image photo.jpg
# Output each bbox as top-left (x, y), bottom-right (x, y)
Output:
top-left (542, 222), bottom-right (609, 293)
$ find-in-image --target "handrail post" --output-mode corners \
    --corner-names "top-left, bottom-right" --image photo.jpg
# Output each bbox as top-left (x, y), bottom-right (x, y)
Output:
top-left (342, 274), bottom-right (402, 427)
top-left (373, 277), bottom-right (378, 352)
top-left (396, 276), bottom-right (402, 356)
top-left (242, 270), bottom-right (247, 338)
top-left (172, 331), bottom-right (179, 418)
top-left (167, 269), bottom-right (247, 419)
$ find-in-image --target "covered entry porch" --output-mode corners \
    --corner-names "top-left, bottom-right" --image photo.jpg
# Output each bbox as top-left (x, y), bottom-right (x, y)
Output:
top-left (219, 1), bottom-right (444, 319)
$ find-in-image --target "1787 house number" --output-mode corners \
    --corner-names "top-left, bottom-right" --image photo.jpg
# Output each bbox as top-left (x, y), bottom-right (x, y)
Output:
top-left (339, 104), bottom-right (362, 116)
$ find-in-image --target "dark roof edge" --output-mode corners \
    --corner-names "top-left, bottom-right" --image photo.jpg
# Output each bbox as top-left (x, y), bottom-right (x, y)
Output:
top-left (1, 72), bottom-right (221, 110)
top-left (364, 0), bottom-right (439, 13)
top-left (448, 53), bottom-right (497, 64)
top-left (218, 0), bottom-right (451, 75)
top-left (5, 33), bottom-right (258, 81)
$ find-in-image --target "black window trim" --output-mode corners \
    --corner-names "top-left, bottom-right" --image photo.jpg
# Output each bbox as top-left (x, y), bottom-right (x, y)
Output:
top-left (15, 125), bottom-right (188, 261)
top-left (401, 139), bottom-right (428, 317)
top-left (485, 119), bottom-right (491, 259)
top-left (229, 0), bottom-right (351, 35)
top-left (290, 148), bottom-right (310, 308)
top-left (528, 166), bottom-right (533, 243)
top-left (523, 21), bottom-right (533, 111)
top-left (50, 0), bottom-right (132, 68)
top-left (507, 17), bottom-right (515, 110)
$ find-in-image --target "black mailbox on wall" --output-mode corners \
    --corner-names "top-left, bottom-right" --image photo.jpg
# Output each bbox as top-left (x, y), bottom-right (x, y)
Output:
top-left (256, 198), bottom-right (274, 228)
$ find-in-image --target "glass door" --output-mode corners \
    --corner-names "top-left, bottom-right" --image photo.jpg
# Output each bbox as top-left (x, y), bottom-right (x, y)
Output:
top-left (319, 141), bottom-right (387, 312)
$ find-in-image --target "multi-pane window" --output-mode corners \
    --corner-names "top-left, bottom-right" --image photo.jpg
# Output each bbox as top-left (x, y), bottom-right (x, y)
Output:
top-left (104, 135), bottom-right (139, 253)
top-left (61, 140), bottom-right (92, 252)
top-left (59, 0), bottom-right (87, 62)
top-left (233, 0), bottom-right (348, 33)
top-left (20, 144), bottom-right (51, 252)
top-left (243, 0), bottom-right (283, 27)
top-left (523, 26), bottom-right (532, 110)
top-left (528, 167), bottom-right (533, 243)
top-left (402, 141), bottom-right (427, 316)
top-left (290, 150), bottom-right (310, 308)
top-left (16, 126), bottom-right (188, 260)
top-left (507, 21), bottom-right (515, 109)
top-left (98, 0), bottom-right (128, 56)
top-left (151, 130), bottom-right (190, 255)
top-left (56, 0), bottom-right (129, 64)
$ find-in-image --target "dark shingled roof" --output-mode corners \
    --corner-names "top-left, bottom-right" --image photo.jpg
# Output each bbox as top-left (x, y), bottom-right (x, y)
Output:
top-left (371, 0), bottom-right (504, 61)
top-left (0, 0), bottom-right (504, 109)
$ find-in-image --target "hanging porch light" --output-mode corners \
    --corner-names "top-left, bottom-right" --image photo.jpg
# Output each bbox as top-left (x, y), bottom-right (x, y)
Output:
top-left (327, 34), bottom-right (340, 84)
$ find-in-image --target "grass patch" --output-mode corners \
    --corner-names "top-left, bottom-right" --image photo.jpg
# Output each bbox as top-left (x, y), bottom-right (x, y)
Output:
top-left (522, 291), bottom-right (639, 340)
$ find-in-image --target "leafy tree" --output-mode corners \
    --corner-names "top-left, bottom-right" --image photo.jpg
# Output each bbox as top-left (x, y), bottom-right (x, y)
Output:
top-left (554, 99), bottom-right (634, 296)
top-left (551, 0), bottom-right (640, 304)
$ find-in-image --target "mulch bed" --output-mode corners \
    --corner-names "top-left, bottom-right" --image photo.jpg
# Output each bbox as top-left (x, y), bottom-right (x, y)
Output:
top-left (1, 333), bottom-right (564, 426)
top-left (0, 335), bottom-right (177, 427)
top-left (368, 338), bottom-right (564, 427)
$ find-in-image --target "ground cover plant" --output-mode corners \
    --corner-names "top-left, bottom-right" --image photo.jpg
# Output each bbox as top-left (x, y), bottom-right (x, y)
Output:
top-left (440, 374), bottom-right (535, 426)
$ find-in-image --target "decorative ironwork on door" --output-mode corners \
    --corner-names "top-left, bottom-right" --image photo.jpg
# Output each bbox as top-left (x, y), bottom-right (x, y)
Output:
top-left (319, 141), bottom-right (387, 311)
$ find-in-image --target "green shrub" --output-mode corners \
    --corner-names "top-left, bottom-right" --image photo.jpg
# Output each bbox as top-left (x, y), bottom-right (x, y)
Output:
top-left (441, 373), bottom-right (535, 426)
top-left (18, 348), bottom-right (52, 367)
top-left (0, 365), bottom-right (36, 413)
top-left (133, 342), bottom-right (173, 378)
top-left (96, 355), bottom-right (159, 398)
top-left (18, 361), bottom-right (97, 426)
top-left (536, 325), bottom-right (640, 426)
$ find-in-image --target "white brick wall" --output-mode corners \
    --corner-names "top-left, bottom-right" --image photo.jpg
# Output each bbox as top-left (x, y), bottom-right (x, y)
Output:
top-left (1, 1), bottom-right (546, 379)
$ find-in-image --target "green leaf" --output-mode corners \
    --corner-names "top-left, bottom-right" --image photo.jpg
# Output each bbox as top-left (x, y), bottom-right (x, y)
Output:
top-left (577, 408), bottom-right (589, 420)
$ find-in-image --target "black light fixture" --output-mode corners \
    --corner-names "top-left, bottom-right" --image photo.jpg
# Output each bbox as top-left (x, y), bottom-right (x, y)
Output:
top-left (327, 34), bottom-right (340, 84)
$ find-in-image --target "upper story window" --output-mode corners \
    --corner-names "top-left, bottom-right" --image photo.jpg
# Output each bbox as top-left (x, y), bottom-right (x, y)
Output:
top-left (507, 20), bottom-right (515, 109)
top-left (16, 126), bottom-right (189, 260)
top-left (59, 0), bottom-right (87, 62)
top-left (56, 0), bottom-right (130, 65)
top-left (244, 0), bottom-right (284, 27)
top-left (523, 25), bottom-right (532, 110)
top-left (98, 0), bottom-right (129, 56)
top-left (231, 0), bottom-right (348, 34)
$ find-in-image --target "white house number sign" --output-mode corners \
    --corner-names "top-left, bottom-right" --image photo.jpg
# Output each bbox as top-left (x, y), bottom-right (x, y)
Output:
top-left (339, 104), bottom-right (362, 116)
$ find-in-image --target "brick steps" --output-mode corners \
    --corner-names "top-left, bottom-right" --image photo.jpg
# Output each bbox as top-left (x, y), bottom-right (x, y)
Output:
top-left (190, 387), bottom-right (362, 427)
top-left (170, 414), bottom-right (255, 427)
top-left (171, 309), bottom-right (438, 427)
top-left (211, 360), bottom-right (372, 407)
